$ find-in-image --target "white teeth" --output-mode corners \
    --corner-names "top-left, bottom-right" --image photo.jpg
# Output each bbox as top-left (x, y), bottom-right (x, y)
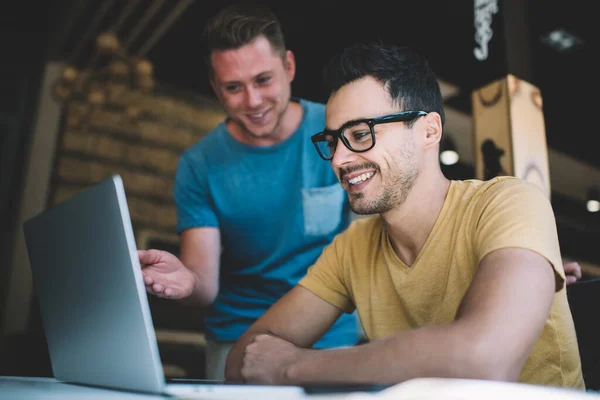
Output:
top-left (348, 172), bottom-right (374, 185)
top-left (249, 112), bottom-right (265, 118)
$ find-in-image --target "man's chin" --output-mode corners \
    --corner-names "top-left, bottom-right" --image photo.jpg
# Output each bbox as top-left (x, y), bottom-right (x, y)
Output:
top-left (350, 195), bottom-right (389, 215)
top-left (245, 130), bottom-right (273, 139)
top-left (235, 119), bottom-right (271, 138)
top-left (244, 123), bottom-right (276, 138)
top-left (349, 199), bottom-right (371, 215)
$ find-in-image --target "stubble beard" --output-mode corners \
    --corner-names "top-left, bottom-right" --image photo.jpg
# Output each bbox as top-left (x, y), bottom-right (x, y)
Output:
top-left (349, 141), bottom-right (420, 215)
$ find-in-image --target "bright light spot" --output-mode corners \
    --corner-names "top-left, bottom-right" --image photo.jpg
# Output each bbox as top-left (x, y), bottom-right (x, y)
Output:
top-left (440, 150), bottom-right (459, 166)
top-left (587, 199), bottom-right (600, 213)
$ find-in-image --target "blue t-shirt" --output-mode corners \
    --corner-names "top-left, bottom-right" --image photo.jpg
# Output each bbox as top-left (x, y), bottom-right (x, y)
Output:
top-left (173, 98), bottom-right (359, 348)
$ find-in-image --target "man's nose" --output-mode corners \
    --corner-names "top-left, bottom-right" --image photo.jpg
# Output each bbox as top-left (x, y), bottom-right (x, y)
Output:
top-left (245, 87), bottom-right (262, 107)
top-left (331, 139), bottom-right (356, 168)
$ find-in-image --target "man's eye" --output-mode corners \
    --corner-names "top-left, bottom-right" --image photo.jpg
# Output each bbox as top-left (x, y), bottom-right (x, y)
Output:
top-left (351, 131), bottom-right (371, 142)
top-left (257, 76), bottom-right (271, 85)
top-left (225, 85), bottom-right (241, 93)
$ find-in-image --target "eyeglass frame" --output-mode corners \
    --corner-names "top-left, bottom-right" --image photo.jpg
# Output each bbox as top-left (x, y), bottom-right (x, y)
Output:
top-left (311, 110), bottom-right (429, 161)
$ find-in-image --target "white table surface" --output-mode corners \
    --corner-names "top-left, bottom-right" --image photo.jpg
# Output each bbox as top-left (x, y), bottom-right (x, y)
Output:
top-left (0, 376), bottom-right (167, 399)
top-left (0, 376), bottom-right (343, 400)
top-left (1, 375), bottom-right (598, 400)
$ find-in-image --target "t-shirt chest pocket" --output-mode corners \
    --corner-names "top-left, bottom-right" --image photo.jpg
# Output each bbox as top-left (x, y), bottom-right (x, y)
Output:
top-left (301, 183), bottom-right (345, 236)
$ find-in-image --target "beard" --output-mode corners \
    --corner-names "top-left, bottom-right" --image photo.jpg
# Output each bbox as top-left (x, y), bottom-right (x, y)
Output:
top-left (349, 138), bottom-right (420, 215)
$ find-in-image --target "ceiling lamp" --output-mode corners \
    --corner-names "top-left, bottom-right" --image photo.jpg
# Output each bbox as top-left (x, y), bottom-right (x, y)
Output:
top-left (587, 187), bottom-right (600, 213)
top-left (440, 136), bottom-right (460, 166)
top-left (541, 28), bottom-right (584, 53)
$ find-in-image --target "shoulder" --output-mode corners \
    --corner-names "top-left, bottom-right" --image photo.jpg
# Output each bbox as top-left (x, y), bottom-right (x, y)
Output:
top-left (477, 176), bottom-right (548, 205)
top-left (297, 98), bottom-right (326, 130)
top-left (335, 215), bottom-right (382, 245)
top-left (453, 176), bottom-right (547, 206)
top-left (456, 177), bottom-right (556, 244)
top-left (298, 97), bottom-right (326, 114)
top-left (180, 122), bottom-right (228, 161)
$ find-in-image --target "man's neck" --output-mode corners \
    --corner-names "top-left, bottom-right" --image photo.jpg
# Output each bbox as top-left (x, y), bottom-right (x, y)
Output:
top-left (381, 172), bottom-right (451, 267)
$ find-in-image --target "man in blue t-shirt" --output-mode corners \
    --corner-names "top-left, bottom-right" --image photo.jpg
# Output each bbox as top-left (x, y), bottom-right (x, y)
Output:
top-left (138, 3), bottom-right (359, 380)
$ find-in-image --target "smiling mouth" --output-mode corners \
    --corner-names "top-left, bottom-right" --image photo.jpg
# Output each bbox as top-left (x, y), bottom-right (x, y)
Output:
top-left (246, 110), bottom-right (269, 122)
top-left (346, 171), bottom-right (375, 186)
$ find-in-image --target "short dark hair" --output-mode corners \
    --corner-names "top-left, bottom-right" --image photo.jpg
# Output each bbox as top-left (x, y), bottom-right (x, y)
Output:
top-left (202, 2), bottom-right (287, 79)
top-left (322, 42), bottom-right (445, 127)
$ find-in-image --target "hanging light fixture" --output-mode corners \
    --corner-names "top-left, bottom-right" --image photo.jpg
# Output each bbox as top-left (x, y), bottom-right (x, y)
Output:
top-left (587, 187), bottom-right (600, 213)
top-left (440, 136), bottom-right (460, 166)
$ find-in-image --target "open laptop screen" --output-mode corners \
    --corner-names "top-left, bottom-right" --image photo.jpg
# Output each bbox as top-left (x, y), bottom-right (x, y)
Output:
top-left (24, 175), bottom-right (170, 393)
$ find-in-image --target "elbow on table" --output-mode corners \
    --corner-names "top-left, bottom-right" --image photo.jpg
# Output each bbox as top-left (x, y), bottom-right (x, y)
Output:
top-left (224, 365), bottom-right (241, 383)
top-left (223, 346), bottom-right (243, 383)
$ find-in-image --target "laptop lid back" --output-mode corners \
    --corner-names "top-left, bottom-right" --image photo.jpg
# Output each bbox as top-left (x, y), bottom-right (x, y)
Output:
top-left (24, 175), bottom-right (166, 394)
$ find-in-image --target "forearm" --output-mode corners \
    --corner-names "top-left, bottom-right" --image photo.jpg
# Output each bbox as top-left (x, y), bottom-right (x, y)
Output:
top-left (225, 286), bottom-right (345, 383)
top-left (177, 227), bottom-right (221, 308)
top-left (287, 323), bottom-right (516, 385)
top-left (177, 267), bottom-right (218, 308)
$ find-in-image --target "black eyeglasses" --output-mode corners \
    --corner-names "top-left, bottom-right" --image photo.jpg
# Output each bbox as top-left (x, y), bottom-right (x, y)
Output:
top-left (311, 110), bottom-right (429, 161)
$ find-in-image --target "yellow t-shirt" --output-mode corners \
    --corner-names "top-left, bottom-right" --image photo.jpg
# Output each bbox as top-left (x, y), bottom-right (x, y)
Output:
top-left (299, 176), bottom-right (584, 389)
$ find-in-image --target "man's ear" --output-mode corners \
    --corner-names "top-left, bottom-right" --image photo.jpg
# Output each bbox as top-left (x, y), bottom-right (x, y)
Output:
top-left (285, 50), bottom-right (296, 82)
top-left (423, 112), bottom-right (443, 149)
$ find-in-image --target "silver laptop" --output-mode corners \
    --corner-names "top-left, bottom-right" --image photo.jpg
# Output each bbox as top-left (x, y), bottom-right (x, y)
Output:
top-left (23, 174), bottom-right (305, 398)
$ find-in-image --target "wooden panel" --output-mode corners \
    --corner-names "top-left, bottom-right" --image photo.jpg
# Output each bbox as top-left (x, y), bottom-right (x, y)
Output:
top-left (508, 75), bottom-right (551, 198)
top-left (472, 74), bottom-right (551, 198)
top-left (472, 77), bottom-right (514, 180)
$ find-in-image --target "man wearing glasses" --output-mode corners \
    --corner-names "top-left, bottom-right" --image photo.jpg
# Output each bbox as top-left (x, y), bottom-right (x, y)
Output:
top-left (224, 42), bottom-right (585, 389)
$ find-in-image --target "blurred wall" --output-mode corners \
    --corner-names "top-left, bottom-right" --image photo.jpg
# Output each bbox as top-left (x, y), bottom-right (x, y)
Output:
top-left (1, 64), bottom-right (225, 338)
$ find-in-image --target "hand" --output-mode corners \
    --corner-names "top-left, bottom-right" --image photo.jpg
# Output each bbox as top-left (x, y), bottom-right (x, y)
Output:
top-left (563, 260), bottom-right (582, 286)
top-left (138, 249), bottom-right (196, 299)
top-left (241, 334), bottom-right (306, 385)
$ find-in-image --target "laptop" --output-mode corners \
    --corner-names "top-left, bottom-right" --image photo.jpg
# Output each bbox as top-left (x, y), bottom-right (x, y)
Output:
top-left (23, 174), bottom-right (306, 398)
